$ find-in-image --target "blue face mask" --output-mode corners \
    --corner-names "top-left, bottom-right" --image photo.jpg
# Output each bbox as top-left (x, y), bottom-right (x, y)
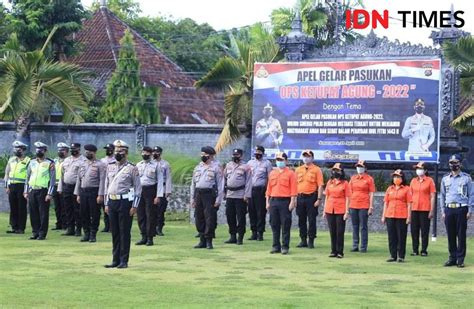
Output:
top-left (276, 161), bottom-right (286, 168)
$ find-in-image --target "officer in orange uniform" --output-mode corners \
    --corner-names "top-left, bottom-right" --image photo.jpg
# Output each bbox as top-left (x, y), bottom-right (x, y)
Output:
top-left (266, 152), bottom-right (297, 255)
top-left (382, 169), bottom-right (412, 263)
top-left (349, 160), bottom-right (375, 253)
top-left (409, 162), bottom-right (436, 256)
top-left (295, 150), bottom-right (323, 249)
top-left (324, 163), bottom-right (351, 258)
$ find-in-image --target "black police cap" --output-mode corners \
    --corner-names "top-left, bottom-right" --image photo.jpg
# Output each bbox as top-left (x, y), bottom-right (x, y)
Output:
top-left (70, 143), bottom-right (81, 148)
top-left (153, 146), bottom-right (163, 153)
top-left (255, 145), bottom-right (265, 153)
top-left (103, 143), bottom-right (114, 149)
top-left (201, 146), bottom-right (216, 155)
top-left (84, 144), bottom-right (97, 152)
top-left (233, 148), bottom-right (243, 156)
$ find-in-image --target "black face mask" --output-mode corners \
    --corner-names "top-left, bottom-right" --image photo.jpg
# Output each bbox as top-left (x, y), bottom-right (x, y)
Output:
top-left (332, 171), bottom-right (342, 179)
top-left (232, 157), bottom-right (240, 163)
top-left (71, 149), bottom-right (79, 156)
top-left (255, 153), bottom-right (263, 160)
top-left (201, 155), bottom-right (209, 163)
top-left (153, 153), bottom-right (161, 160)
top-left (106, 149), bottom-right (114, 156)
top-left (415, 107), bottom-right (424, 114)
top-left (114, 153), bottom-right (124, 162)
top-left (85, 153), bottom-right (94, 160)
top-left (36, 150), bottom-right (45, 158)
top-left (449, 163), bottom-right (460, 171)
top-left (142, 154), bottom-right (151, 161)
top-left (57, 151), bottom-right (66, 159)
top-left (14, 150), bottom-right (23, 157)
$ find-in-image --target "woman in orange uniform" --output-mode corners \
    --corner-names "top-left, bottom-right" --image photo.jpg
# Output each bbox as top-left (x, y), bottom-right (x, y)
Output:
top-left (324, 163), bottom-right (351, 258)
top-left (409, 162), bottom-right (436, 256)
top-left (382, 169), bottom-right (412, 262)
top-left (349, 160), bottom-right (375, 253)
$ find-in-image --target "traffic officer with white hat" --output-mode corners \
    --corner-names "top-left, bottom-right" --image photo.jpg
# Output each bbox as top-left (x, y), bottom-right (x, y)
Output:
top-left (52, 142), bottom-right (69, 230)
top-left (104, 140), bottom-right (141, 269)
top-left (4, 141), bottom-right (30, 234)
top-left (440, 154), bottom-right (474, 268)
top-left (23, 142), bottom-right (55, 240)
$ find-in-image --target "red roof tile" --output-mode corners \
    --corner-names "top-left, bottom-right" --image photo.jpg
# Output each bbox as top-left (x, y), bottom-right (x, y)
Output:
top-left (66, 8), bottom-right (224, 124)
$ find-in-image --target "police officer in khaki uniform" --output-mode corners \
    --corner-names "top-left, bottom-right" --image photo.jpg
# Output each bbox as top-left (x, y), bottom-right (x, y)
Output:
top-left (5, 141), bottom-right (30, 234)
top-left (247, 145), bottom-right (273, 241)
top-left (224, 149), bottom-right (252, 245)
top-left (153, 146), bottom-right (172, 236)
top-left (100, 143), bottom-right (116, 232)
top-left (191, 146), bottom-right (224, 249)
top-left (136, 146), bottom-right (163, 246)
top-left (52, 143), bottom-right (69, 230)
top-left (75, 144), bottom-right (106, 243)
top-left (23, 142), bottom-right (55, 240)
top-left (104, 140), bottom-right (141, 269)
top-left (58, 143), bottom-right (86, 236)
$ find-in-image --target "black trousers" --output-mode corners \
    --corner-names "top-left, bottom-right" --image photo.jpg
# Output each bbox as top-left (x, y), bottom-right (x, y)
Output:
top-left (63, 183), bottom-right (81, 231)
top-left (445, 207), bottom-right (468, 264)
top-left (386, 218), bottom-right (408, 259)
top-left (108, 199), bottom-right (133, 264)
top-left (296, 193), bottom-right (318, 239)
top-left (52, 185), bottom-right (64, 229)
top-left (80, 187), bottom-right (101, 235)
top-left (411, 210), bottom-right (430, 254)
top-left (194, 189), bottom-right (217, 239)
top-left (326, 213), bottom-right (345, 255)
top-left (157, 196), bottom-right (168, 229)
top-left (225, 198), bottom-right (247, 235)
top-left (269, 198), bottom-right (292, 250)
top-left (8, 183), bottom-right (27, 232)
top-left (248, 186), bottom-right (267, 234)
top-left (137, 185), bottom-right (158, 238)
top-left (29, 189), bottom-right (50, 237)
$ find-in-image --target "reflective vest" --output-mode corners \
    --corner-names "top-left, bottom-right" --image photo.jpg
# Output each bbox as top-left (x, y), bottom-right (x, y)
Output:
top-left (8, 157), bottom-right (31, 184)
top-left (54, 158), bottom-right (64, 182)
top-left (28, 159), bottom-right (52, 189)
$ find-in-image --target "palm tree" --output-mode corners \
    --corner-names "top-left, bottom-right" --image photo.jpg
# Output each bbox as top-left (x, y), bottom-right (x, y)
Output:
top-left (195, 23), bottom-right (280, 152)
top-left (443, 36), bottom-right (474, 133)
top-left (0, 27), bottom-right (94, 144)
top-left (272, 0), bottom-right (364, 46)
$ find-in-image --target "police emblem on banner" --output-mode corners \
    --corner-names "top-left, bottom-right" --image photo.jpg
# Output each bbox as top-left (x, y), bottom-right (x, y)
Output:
top-left (422, 63), bottom-right (433, 76)
top-left (255, 66), bottom-right (269, 78)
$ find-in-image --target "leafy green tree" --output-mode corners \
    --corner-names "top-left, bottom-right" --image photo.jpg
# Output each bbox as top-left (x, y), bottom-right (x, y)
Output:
top-left (444, 36), bottom-right (474, 133)
top-left (99, 29), bottom-right (160, 124)
top-left (0, 3), bottom-right (10, 46)
top-left (0, 28), bottom-right (94, 143)
top-left (8, 0), bottom-right (87, 59)
top-left (90, 0), bottom-right (141, 20)
top-left (195, 23), bottom-right (280, 152)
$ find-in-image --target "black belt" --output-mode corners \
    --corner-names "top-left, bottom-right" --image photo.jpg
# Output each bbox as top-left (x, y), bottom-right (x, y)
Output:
top-left (142, 185), bottom-right (157, 189)
top-left (226, 185), bottom-right (245, 191)
top-left (252, 186), bottom-right (266, 190)
top-left (196, 188), bottom-right (213, 193)
top-left (298, 192), bottom-right (316, 198)
top-left (271, 197), bottom-right (291, 201)
top-left (81, 187), bottom-right (99, 192)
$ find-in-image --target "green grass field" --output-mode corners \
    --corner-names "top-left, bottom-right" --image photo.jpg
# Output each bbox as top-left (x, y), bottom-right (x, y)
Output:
top-left (0, 212), bottom-right (473, 308)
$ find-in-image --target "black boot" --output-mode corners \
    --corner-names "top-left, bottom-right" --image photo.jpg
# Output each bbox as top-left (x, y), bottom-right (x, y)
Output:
top-left (248, 231), bottom-right (257, 240)
top-left (308, 238), bottom-right (315, 249)
top-left (146, 237), bottom-right (154, 246)
top-left (62, 227), bottom-right (75, 236)
top-left (194, 236), bottom-right (206, 249)
top-left (80, 232), bottom-right (90, 242)
top-left (237, 234), bottom-right (244, 245)
top-left (225, 234), bottom-right (237, 244)
top-left (257, 232), bottom-right (264, 241)
top-left (135, 236), bottom-right (147, 245)
top-left (297, 237), bottom-right (308, 248)
top-left (156, 226), bottom-right (164, 236)
top-left (89, 232), bottom-right (97, 243)
top-left (206, 238), bottom-right (214, 249)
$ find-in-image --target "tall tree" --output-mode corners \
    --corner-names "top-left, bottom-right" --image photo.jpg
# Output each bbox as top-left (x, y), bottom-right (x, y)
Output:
top-left (0, 3), bottom-right (9, 46)
top-left (99, 29), bottom-right (160, 124)
top-left (271, 0), bottom-right (363, 46)
top-left (195, 23), bottom-right (280, 152)
top-left (0, 28), bottom-right (94, 144)
top-left (444, 36), bottom-right (474, 133)
top-left (8, 0), bottom-right (87, 59)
